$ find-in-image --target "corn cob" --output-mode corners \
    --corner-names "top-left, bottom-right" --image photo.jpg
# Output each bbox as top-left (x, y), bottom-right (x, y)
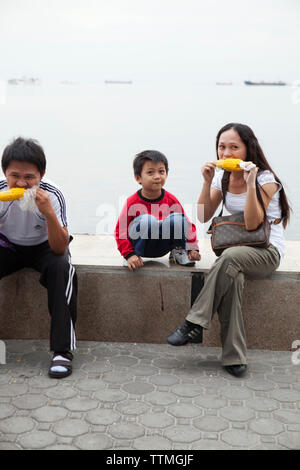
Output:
top-left (215, 158), bottom-right (243, 171)
top-left (0, 188), bottom-right (26, 201)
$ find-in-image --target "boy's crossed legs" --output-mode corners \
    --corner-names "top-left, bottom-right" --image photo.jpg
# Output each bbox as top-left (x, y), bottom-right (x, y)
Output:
top-left (128, 213), bottom-right (194, 265)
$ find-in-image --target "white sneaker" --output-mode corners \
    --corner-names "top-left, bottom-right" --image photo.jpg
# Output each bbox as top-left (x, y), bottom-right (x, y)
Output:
top-left (169, 247), bottom-right (195, 266)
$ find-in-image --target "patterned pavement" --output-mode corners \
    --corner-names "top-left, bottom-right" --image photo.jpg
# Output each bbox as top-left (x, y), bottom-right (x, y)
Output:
top-left (0, 339), bottom-right (300, 450)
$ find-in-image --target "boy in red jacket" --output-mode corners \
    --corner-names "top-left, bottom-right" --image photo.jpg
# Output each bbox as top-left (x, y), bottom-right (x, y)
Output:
top-left (115, 150), bottom-right (201, 271)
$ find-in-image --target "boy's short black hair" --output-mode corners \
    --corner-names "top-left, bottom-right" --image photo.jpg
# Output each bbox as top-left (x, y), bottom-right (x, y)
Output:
top-left (2, 137), bottom-right (46, 176)
top-left (133, 150), bottom-right (169, 176)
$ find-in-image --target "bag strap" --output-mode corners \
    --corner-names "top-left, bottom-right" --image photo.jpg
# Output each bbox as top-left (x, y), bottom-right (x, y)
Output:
top-left (207, 171), bottom-right (230, 234)
top-left (218, 171), bottom-right (230, 216)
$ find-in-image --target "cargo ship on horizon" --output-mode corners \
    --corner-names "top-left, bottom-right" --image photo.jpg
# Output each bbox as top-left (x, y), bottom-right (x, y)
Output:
top-left (244, 80), bottom-right (286, 86)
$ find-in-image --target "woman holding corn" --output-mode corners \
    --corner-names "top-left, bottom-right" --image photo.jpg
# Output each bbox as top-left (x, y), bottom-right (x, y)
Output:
top-left (167, 123), bottom-right (291, 377)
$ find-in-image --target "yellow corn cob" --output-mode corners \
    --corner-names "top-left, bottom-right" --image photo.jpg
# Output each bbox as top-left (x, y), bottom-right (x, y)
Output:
top-left (216, 158), bottom-right (243, 171)
top-left (0, 188), bottom-right (26, 201)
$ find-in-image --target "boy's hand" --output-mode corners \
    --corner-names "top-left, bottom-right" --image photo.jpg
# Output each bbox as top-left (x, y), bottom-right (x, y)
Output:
top-left (127, 255), bottom-right (144, 271)
top-left (188, 250), bottom-right (201, 262)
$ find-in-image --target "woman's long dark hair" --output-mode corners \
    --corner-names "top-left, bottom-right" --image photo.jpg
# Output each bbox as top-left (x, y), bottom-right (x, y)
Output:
top-left (216, 123), bottom-right (291, 228)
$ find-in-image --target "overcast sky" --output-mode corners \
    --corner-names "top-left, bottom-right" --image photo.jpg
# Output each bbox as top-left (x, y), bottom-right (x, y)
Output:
top-left (0, 0), bottom-right (299, 83)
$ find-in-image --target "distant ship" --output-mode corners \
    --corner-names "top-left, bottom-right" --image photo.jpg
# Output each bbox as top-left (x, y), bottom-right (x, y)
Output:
top-left (7, 76), bottom-right (41, 85)
top-left (244, 80), bottom-right (286, 86)
top-left (216, 82), bottom-right (233, 86)
top-left (105, 80), bottom-right (132, 84)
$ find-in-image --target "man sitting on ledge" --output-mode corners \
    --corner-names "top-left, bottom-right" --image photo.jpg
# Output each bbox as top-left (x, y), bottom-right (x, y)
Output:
top-left (0, 137), bottom-right (77, 378)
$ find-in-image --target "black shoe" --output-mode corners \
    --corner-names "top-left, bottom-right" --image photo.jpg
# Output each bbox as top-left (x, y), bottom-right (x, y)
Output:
top-left (224, 364), bottom-right (247, 377)
top-left (167, 320), bottom-right (203, 346)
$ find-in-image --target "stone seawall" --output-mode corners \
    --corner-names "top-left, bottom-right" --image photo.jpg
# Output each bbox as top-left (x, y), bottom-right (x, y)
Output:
top-left (0, 236), bottom-right (299, 351)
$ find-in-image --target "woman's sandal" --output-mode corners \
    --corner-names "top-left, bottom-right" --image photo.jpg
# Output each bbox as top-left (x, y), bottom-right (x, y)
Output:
top-left (48, 351), bottom-right (73, 379)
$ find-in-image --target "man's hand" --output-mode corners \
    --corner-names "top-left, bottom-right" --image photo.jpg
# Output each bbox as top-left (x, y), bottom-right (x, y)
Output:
top-left (35, 188), bottom-right (55, 217)
top-left (188, 250), bottom-right (201, 261)
top-left (35, 188), bottom-right (69, 254)
top-left (127, 255), bottom-right (144, 271)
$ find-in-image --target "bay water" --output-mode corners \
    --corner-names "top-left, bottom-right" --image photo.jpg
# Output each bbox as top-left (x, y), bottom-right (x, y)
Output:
top-left (0, 80), bottom-right (299, 240)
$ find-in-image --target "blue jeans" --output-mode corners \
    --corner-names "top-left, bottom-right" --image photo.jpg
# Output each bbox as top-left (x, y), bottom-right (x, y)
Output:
top-left (128, 213), bottom-right (188, 258)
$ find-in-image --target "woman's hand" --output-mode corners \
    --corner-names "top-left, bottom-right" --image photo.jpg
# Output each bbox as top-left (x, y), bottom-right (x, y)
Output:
top-left (201, 161), bottom-right (216, 185)
top-left (243, 163), bottom-right (258, 188)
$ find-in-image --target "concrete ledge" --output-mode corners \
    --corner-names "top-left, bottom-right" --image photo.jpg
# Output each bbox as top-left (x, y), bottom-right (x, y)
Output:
top-left (0, 235), bottom-right (299, 351)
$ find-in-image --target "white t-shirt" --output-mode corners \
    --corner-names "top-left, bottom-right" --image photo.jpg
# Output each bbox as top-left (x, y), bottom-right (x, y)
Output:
top-left (0, 178), bottom-right (67, 246)
top-left (211, 169), bottom-right (285, 258)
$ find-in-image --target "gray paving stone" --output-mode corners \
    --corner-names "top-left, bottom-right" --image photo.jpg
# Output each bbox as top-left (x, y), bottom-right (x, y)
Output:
top-left (27, 376), bottom-right (57, 389)
top-left (12, 393), bottom-right (48, 410)
top-left (109, 422), bottom-right (144, 440)
top-left (220, 406), bottom-right (255, 422)
top-left (149, 374), bottom-right (179, 386)
top-left (191, 439), bottom-right (232, 450)
top-left (164, 425), bottom-right (201, 443)
top-left (194, 415), bottom-right (228, 432)
top-left (32, 405), bottom-right (68, 422)
top-left (145, 391), bottom-right (177, 406)
top-left (266, 374), bottom-right (297, 384)
top-left (81, 361), bottom-right (112, 374)
top-left (270, 389), bottom-right (300, 402)
top-left (273, 409), bottom-right (300, 424)
top-left (115, 400), bottom-right (150, 416)
top-left (90, 346), bottom-right (120, 358)
top-left (53, 418), bottom-right (89, 437)
top-left (85, 409), bottom-right (119, 426)
top-left (133, 366), bottom-right (158, 376)
top-left (18, 431), bottom-right (56, 449)
top-left (64, 396), bottom-right (98, 412)
top-left (175, 367), bottom-right (205, 379)
top-left (122, 382), bottom-right (154, 395)
top-left (278, 431), bottom-right (300, 450)
top-left (0, 383), bottom-right (28, 397)
top-left (220, 385), bottom-right (253, 400)
top-left (0, 404), bottom-right (15, 419)
top-left (74, 433), bottom-right (112, 450)
top-left (139, 412), bottom-right (174, 429)
top-left (194, 395), bottom-right (227, 409)
top-left (249, 418), bottom-right (284, 435)
top-left (246, 397), bottom-right (279, 412)
top-left (221, 429), bottom-right (259, 448)
top-left (109, 356), bottom-right (139, 367)
top-left (93, 389), bottom-right (127, 403)
top-left (0, 442), bottom-right (22, 450)
top-left (133, 436), bottom-right (172, 450)
top-left (102, 372), bottom-right (133, 384)
top-left (167, 403), bottom-right (202, 419)
top-left (195, 376), bottom-right (228, 389)
top-left (75, 378), bottom-right (106, 391)
top-left (22, 351), bottom-right (50, 367)
top-left (0, 416), bottom-right (35, 434)
top-left (171, 384), bottom-right (203, 398)
top-left (152, 357), bottom-right (183, 369)
top-left (44, 444), bottom-right (78, 450)
top-left (245, 379), bottom-right (275, 391)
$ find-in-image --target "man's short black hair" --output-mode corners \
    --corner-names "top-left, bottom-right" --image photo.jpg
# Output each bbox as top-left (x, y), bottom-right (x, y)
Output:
top-left (2, 137), bottom-right (46, 176)
top-left (133, 150), bottom-right (169, 177)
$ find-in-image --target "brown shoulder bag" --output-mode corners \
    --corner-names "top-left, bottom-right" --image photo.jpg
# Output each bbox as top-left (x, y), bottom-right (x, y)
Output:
top-left (207, 171), bottom-right (278, 256)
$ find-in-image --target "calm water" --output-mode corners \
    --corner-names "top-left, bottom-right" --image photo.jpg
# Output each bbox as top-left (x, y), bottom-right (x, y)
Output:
top-left (0, 80), bottom-right (299, 240)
